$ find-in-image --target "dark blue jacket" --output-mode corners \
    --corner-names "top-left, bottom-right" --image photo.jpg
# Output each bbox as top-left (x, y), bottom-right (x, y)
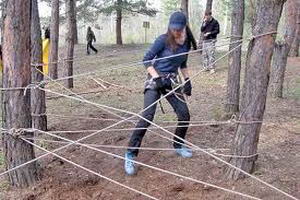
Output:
top-left (143, 34), bottom-right (190, 73)
top-left (201, 18), bottom-right (220, 40)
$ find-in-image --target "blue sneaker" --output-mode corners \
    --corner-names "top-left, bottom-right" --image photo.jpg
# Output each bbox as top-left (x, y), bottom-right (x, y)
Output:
top-left (124, 152), bottom-right (136, 175)
top-left (175, 147), bottom-right (193, 158)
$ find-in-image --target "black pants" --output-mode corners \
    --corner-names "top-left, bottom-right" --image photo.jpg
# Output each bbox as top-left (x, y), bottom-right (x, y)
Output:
top-left (128, 89), bottom-right (190, 157)
top-left (87, 41), bottom-right (98, 54)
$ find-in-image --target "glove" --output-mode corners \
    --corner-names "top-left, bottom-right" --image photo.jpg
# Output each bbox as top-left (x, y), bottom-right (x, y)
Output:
top-left (183, 78), bottom-right (192, 96)
top-left (154, 77), bottom-right (164, 91)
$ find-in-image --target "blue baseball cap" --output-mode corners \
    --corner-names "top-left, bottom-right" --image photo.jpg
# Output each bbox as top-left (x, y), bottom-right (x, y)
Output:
top-left (169, 11), bottom-right (187, 31)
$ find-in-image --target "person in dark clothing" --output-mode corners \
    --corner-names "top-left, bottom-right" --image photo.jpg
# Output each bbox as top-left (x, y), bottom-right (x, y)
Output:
top-left (200, 11), bottom-right (220, 74)
top-left (44, 26), bottom-right (50, 39)
top-left (86, 26), bottom-right (98, 55)
top-left (124, 12), bottom-right (195, 176)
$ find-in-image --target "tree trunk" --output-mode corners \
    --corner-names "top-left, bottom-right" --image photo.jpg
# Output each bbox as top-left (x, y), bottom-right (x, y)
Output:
top-left (225, 0), bottom-right (286, 180)
top-left (73, 0), bottom-right (78, 44)
top-left (49, 0), bottom-right (59, 79)
top-left (199, 0), bottom-right (214, 54)
top-left (225, 0), bottom-right (245, 114)
top-left (289, 26), bottom-right (300, 57)
top-left (270, 0), bottom-right (298, 98)
top-left (116, 0), bottom-right (123, 45)
top-left (270, 43), bottom-right (289, 97)
top-left (2, 0), bottom-right (39, 187)
top-left (181, 0), bottom-right (189, 21)
top-left (0, 0), bottom-right (8, 43)
top-left (31, 0), bottom-right (47, 131)
top-left (289, 6), bottom-right (300, 57)
top-left (64, 0), bottom-right (75, 88)
top-left (206, 0), bottom-right (213, 13)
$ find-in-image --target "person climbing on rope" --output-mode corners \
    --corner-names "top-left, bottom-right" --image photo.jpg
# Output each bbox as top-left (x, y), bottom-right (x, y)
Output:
top-left (124, 11), bottom-right (195, 176)
top-left (200, 11), bottom-right (220, 74)
top-left (86, 26), bottom-right (98, 55)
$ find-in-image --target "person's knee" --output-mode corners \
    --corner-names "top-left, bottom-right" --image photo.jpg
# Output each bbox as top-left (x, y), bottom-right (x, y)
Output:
top-left (138, 113), bottom-right (155, 127)
top-left (178, 110), bottom-right (190, 122)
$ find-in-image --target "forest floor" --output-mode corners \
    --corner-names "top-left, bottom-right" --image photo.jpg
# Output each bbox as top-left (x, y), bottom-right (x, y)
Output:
top-left (0, 44), bottom-right (299, 200)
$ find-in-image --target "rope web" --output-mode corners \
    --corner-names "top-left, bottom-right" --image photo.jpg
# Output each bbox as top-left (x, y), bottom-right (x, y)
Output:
top-left (1, 32), bottom-right (298, 200)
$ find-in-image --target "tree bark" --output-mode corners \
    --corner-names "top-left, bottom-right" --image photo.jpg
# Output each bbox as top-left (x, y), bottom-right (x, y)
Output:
top-left (181, 0), bottom-right (189, 21)
top-left (206, 0), bottom-right (213, 13)
top-left (288, 6), bottom-right (300, 57)
top-left (199, 0), bottom-right (214, 54)
top-left (225, 0), bottom-right (245, 114)
top-left (116, 0), bottom-right (123, 45)
top-left (64, 0), bottom-right (75, 88)
top-left (73, 0), bottom-right (78, 44)
top-left (270, 0), bottom-right (298, 98)
top-left (31, 0), bottom-right (47, 131)
top-left (270, 43), bottom-right (289, 98)
top-left (2, 0), bottom-right (39, 187)
top-left (49, 0), bottom-right (59, 79)
top-left (289, 26), bottom-right (300, 57)
top-left (225, 0), bottom-right (286, 180)
top-left (0, 0), bottom-right (8, 43)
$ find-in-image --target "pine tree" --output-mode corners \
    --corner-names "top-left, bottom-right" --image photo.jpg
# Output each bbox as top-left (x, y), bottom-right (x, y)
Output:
top-left (98, 0), bottom-right (157, 45)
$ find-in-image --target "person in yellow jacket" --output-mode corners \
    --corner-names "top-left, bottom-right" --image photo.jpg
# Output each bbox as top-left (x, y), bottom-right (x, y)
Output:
top-left (42, 27), bottom-right (50, 74)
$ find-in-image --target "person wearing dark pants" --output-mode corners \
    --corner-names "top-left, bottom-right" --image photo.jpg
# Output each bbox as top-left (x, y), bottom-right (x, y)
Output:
top-left (86, 26), bottom-right (98, 55)
top-left (125, 11), bottom-right (195, 176)
top-left (200, 11), bottom-right (220, 74)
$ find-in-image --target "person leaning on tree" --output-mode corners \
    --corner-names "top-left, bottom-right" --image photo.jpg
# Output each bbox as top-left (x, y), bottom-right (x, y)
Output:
top-left (124, 11), bottom-right (196, 176)
top-left (86, 26), bottom-right (98, 55)
top-left (200, 11), bottom-right (220, 74)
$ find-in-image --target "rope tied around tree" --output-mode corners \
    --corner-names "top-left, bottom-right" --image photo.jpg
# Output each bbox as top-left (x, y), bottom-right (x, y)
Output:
top-left (1, 128), bottom-right (35, 138)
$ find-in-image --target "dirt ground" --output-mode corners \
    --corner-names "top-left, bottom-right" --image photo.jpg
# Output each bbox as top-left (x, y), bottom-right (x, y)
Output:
top-left (0, 44), bottom-right (299, 200)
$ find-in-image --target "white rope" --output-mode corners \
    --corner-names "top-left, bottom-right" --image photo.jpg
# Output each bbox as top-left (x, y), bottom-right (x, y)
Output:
top-left (2, 31), bottom-right (294, 199)
top-left (31, 36), bottom-right (234, 67)
top-left (25, 130), bottom-right (262, 200)
top-left (38, 44), bottom-right (298, 200)
top-left (27, 137), bottom-right (258, 158)
top-left (22, 138), bottom-right (159, 200)
top-left (36, 39), bottom-right (244, 86)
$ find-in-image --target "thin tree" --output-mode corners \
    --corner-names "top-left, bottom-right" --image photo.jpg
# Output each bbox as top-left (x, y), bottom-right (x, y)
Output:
top-left (225, 0), bottom-right (244, 114)
top-left (205, 0), bottom-right (213, 12)
top-left (225, 0), bottom-right (286, 180)
top-left (198, 0), bottom-right (214, 54)
top-left (73, 0), bottom-right (78, 44)
top-left (49, 0), bottom-right (60, 79)
top-left (270, 0), bottom-right (298, 98)
top-left (2, 0), bottom-right (39, 187)
top-left (181, 0), bottom-right (189, 21)
top-left (31, 0), bottom-right (47, 131)
top-left (64, 0), bottom-right (75, 88)
top-left (289, 9), bottom-right (300, 57)
top-left (99, 0), bottom-right (157, 45)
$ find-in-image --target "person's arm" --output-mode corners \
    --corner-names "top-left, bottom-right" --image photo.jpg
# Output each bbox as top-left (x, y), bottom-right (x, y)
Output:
top-left (210, 21), bottom-right (220, 35)
top-left (180, 66), bottom-right (190, 80)
top-left (143, 35), bottom-right (165, 77)
top-left (180, 63), bottom-right (192, 96)
top-left (186, 26), bottom-right (197, 50)
top-left (200, 18), bottom-right (208, 33)
top-left (92, 32), bottom-right (96, 42)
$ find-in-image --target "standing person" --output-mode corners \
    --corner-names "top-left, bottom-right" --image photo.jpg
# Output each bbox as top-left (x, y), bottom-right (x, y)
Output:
top-left (124, 12), bottom-right (195, 176)
top-left (44, 26), bottom-right (50, 39)
top-left (86, 26), bottom-right (98, 55)
top-left (200, 11), bottom-right (220, 74)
